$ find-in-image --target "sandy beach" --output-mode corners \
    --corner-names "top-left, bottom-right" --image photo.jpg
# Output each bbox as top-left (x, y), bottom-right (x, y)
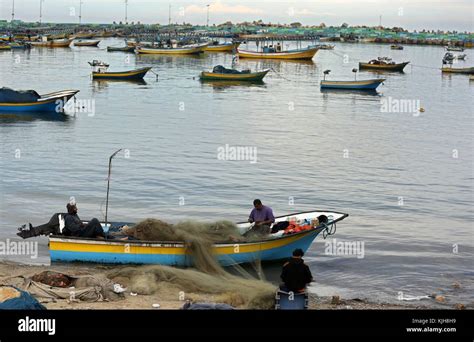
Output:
top-left (2, 261), bottom-right (465, 310)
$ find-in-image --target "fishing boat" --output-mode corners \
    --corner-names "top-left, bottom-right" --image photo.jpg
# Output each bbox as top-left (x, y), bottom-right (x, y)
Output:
top-left (30, 38), bottom-right (72, 48)
top-left (237, 46), bottom-right (319, 60)
top-left (320, 69), bottom-right (384, 90)
top-left (390, 45), bottom-right (404, 50)
top-left (321, 79), bottom-right (385, 90)
top-left (445, 46), bottom-right (464, 52)
top-left (0, 89), bottom-right (79, 113)
top-left (136, 43), bottom-right (208, 55)
top-left (204, 41), bottom-right (240, 52)
top-left (107, 46), bottom-right (135, 52)
top-left (441, 66), bottom-right (474, 74)
top-left (74, 39), bottom-right (100, 47)
top-left (92, 66), bottom-right (152, 80)
top-left (48, 210), bottom-right (349, 266)
top-left (0, 44), bottom-right (11, 50)
top-left (470, 75), bottom-right (474, 81)
top-left (359, 57), bottom-right (410, 71)
top-left (8, 42), bottom-right (32, 49)
top-left (200, 65), bottom-right (270, 81)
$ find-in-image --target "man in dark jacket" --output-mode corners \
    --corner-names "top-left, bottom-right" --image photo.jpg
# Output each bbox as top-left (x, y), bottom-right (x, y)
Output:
top-left (17, 201), bottom-right (105, 239)
top-left (64, 203), bottom-right (105, 238)
top-left (280, 248), bottom-right (313, 293)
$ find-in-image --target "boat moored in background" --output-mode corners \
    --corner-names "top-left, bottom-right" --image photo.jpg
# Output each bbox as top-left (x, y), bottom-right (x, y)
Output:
top-left (359, 57), bottom-right (410, 71)
top-left (74, 39), bottom-right (100, 47)
top-left (441, 66), bottom-right (474, 74)
top-left (237, 46), bottom-right (319, 60)
top-left (0, 88), bottom-right (79, 113)
top-left (136, 43), bottom-right (209, 55)
top-left (200, 65), bottom-right (270, 82)
top-left (204, 41), bottom-right (240, 52)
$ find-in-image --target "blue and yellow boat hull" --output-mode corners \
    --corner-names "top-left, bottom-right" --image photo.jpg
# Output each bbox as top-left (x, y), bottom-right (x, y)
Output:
top-left (49, 211), bottom-right (348, 266)
top-left (0, 90), bottom-right (79, 113)
top-left (320, 79), bottom-right (385, 90)
top-left (92, 67), bottom-right (151, 80)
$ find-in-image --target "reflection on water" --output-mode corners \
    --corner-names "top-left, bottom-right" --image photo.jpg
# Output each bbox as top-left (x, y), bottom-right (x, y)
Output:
top-left (0, 111), bottom-right (71, 124)
top-left (199, 79), bottom-right (267, 91)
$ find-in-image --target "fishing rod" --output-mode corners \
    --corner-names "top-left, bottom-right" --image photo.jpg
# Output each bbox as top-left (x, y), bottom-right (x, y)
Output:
top-left (104, 148), bottom-right (122, 239)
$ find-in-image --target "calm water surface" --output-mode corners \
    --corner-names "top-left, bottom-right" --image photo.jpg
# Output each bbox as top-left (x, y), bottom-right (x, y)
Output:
top-left (0, 39), bottom-right (473, 306)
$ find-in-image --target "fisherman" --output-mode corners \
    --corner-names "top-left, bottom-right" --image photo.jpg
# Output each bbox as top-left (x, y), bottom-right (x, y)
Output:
top-left (63, 202), bottom-right (105, 239)
top-left (247, 199), bottom-right (275, 235)
top-left (276, 42), bottom-right (282, 52)
top-left (280, 248), bottom-right (313, 293)
top-left (17, 199), bottom-right (105, 239)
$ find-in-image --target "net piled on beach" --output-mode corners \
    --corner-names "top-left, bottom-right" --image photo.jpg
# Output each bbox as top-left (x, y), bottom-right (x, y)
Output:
top-left (107, 264), bottom-right (276, 309)
top-left (113, 218), bottom-right (277, 308)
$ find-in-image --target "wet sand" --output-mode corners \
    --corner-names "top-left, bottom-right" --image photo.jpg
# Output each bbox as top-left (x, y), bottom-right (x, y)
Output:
top-left (2, 261), bottom-right (463, 310)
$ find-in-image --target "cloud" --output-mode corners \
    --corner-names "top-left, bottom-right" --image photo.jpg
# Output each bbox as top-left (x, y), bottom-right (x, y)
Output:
top-left (185, 1), bottom-right (263, 15)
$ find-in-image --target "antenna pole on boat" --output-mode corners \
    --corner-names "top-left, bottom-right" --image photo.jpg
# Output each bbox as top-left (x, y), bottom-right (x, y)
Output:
top-left (105, 148), bottom-right (122, 238)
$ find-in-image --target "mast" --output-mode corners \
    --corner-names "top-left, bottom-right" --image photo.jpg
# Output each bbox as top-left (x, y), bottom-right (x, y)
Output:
top-left (125, 0), bottom-right (128, 24)
top-left (39, 0), bottom-right (43, 24)
top-left (11, 0), bottom-right (15, 22)
top-left (104, 149), bottom-right (122, 239)
top-left (168, 4), bottom-right (171, 26)
top-left (79, 0), bottom-right (82, 24)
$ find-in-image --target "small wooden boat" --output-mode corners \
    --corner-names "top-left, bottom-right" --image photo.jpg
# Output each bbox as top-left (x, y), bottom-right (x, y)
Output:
top-left (8, 42), bottom-right (32, 49)
top-left (204, 41), bottom-right (240, 52)
top-left (359, 57), bottom-right (409, 71)
top-left (0, 44), bottom-right (11, 50)
top-left (470, 75), bottom-right (474, 81)
top-left (136, 43), bottom-right (208, 55)
top-left (237, 46), bottom-right (318, 60)
top-left (72, 32), bottom-right (94, 39)
top-left (0, 89), bottom-right (79, 113)
top-left (74, 39), bottom-right (100, 47)
top-left (445, 46), bottom-right (464, 52)
top-left (48, 210), bottom-right (349, 265)
top-left (321, 78), bottom-right (385, 90)
top-left (390, 45), bottom-right (404, 50)
top-left (31, 38), bottom-right (72, 48)
top-left (441, 66), bottom-right (474, 74)
top-left (320, 69), bottom-right (384, 90)
top-left (200, 68), bottom-right (270, 81)
top-left (107, 46), bottom-right (135, 52)
top-left (92, 67), bottom-right (152, 80)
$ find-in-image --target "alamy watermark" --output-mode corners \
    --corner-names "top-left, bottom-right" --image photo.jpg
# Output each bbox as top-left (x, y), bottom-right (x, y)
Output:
top-left (380, 96), bottom-right (422, 116)
top-left (324, 238), bottom-right (365, 259)
top-left (0, 239), bottom-right (38, 259)
top-left (55, 97), bottom-right (95, 116)
top-left (217, 144), bottom-right (258, 164)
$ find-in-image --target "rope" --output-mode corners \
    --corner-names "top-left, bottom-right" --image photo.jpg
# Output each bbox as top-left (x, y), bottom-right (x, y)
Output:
top-left (322, 219), bottom-right (337, 239)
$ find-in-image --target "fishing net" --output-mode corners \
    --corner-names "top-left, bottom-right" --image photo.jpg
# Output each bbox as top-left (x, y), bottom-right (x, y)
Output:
top-left (107, 265), bottom-right (276, 309)
top-left (111, 218), bottom-right (277, 309)
top-left (123, 219), bottom-right (250, 275)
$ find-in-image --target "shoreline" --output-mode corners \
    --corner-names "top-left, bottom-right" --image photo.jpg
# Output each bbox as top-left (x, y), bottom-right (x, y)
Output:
top-left (0, 261), bottom-right (465, 310)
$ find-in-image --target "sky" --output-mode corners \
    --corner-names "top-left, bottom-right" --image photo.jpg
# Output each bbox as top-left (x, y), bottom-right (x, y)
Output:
top-left (0, 0), bottom-right (473, 32)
